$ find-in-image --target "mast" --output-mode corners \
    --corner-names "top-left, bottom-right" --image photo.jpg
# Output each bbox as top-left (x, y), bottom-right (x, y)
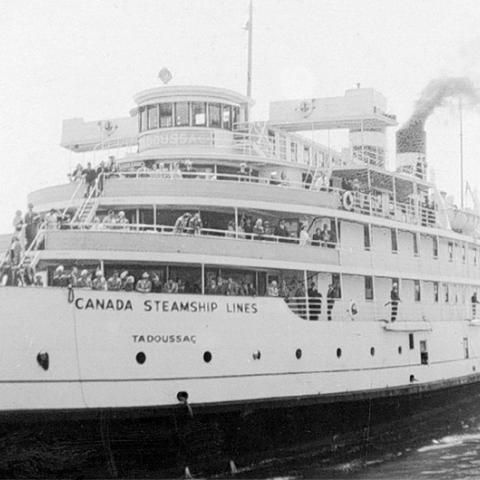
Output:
top-left (245, 0), bottom-right (253, 121)
top-left (460, 97), bottom-right (464, 209)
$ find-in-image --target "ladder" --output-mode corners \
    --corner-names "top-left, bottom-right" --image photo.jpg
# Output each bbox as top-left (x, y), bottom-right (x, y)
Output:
top-left (70, 174), bottom-right (103, 226)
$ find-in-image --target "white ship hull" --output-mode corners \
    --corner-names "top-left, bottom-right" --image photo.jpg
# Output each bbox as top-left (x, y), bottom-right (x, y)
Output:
top-left (1, 287), bottom-right (479, 414)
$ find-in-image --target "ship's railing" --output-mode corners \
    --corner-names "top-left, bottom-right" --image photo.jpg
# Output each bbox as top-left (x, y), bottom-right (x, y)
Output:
top-left (54, 221), bottom-right (340, 249)
top-left (105, 170), bottom-right (437, 228)
top-left (285, 297), bottom-right (476, 322)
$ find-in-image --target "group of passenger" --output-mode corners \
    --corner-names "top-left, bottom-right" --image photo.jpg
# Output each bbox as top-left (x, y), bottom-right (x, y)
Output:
top-left (205, 275), bottom-right (257, 296)
top-left (51, 266), bottom-right (201, 294)
top-left (69, 157), bottom-right (119, 197)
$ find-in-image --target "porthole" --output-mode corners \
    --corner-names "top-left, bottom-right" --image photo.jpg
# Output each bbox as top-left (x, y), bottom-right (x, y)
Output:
top-left (136, 352), bottom-right (146, 364)
top-left (398, 346), bottom-right (403, 354)
top-left (370, 347), bottom-right (375, 356)
top-left (252, 350), bottom-right (261, 360)
top-left (336, 348), bottom-right (342, 358)
top-left (295, 348), bottom-right (302, 359)
top-left (473, 365), bottom-right (477, 372)
top-left (203, 351), bottom-right (212, 363)
top-left (409, 374), bottom-right (415, 383)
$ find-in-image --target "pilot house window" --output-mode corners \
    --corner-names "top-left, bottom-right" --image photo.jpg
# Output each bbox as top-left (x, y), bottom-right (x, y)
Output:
top-left (147, 104), bottom-right (159, 129)
top-left (391, 229), bottom-right (398, 253)
top-left (175, 102), bottom-right (190, 127)
top-left (159, 103), bottom-right (173, 128)
top-left (364, 276), bottom-right (374, 300)
top-left (192, 102), bottom-right (206, 126)
top-left (208, 103), bottom-right (221, 128)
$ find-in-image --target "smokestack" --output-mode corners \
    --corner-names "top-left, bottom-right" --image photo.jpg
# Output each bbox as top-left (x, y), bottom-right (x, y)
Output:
top-left (396, 120), bottom-right (427, 180)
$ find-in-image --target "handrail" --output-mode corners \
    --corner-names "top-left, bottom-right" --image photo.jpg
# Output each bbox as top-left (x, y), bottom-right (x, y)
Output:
top-left (60, 221), bottom-right (340, 248)
top-left (70, 173), bottom-right (103, 224)
top-left (60, 178), bottom-right (85, 219)
top-left (17, 221), bottom-right (47, 269)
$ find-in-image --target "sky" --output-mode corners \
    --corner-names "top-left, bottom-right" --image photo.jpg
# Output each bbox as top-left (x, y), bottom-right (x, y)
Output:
top-left (1, 0), bottom-right (480, 233)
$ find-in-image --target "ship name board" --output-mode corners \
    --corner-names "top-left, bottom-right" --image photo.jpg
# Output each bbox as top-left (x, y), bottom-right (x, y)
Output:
top-left (132, 334), bottom-right (197, 344)
top-left (139, 130), bottom-right (213, 150)
top-left (73, 297), bottom-right (258, 314)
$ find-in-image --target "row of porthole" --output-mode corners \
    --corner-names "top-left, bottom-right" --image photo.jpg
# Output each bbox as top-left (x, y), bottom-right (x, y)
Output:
top-left (135, 349), bottom-right (303, 365)
top-left (135, 346), bottom-right (405, 365)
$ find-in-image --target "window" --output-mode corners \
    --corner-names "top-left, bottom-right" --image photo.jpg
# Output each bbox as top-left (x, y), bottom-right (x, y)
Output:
top-left (448, 241), bottom-right (454, 262)
top-left (303, 146), bottom-right (311, 164)
top-left (391, 228), bottom-right (398, 253)
top-left (192, 102), bottom-right (206, 126)
top-left (433, 281), bottom-right (439, 303)
top-left (147, 104), bottom-right (158, 129)
top-left (462, 244), bottom-right (466, 263)
top-left (290, 142), bottom-right (298, 162)
top-left (464, 337), bottom-right (470, 359)
top-left (159, 103), bottom-right (173, 128)
top-left (433, 236), bottom-right (439, 258)
top-left (208, 103), bottom-right (221, 128)
top-left (363, 224), bottom-right (371, 250)
top-left (365, 276), bottom-right (374, 300)
top-left (222, 105), bottom-right (232, 129)
top-left (409, 333), bottom-right (414, 349)
top-left (443, 283), bottom-right (449, 303)
top-left (474, 248), bottom-right (478, 266)
top-left (413, 232), bottom-right (419, 256)
top-left (175, 102), bottom-right (190, 127)
top-left (414, 280), bottom-right (421, 302)
top-left (139, 106), bottom-right (147, 132)
top-left (420, 340), bottom-right (429, 365)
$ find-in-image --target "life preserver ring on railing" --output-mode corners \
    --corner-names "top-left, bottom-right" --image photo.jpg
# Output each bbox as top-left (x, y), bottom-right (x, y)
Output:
top-left (347, 300), bottom-right (358, 320)
top-left (342, 191), bottom-right (354, 211)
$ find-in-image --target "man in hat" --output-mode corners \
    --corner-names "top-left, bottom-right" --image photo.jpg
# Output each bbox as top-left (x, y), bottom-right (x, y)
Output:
top-left (136, 272), bottom-right (152, 293)
top-left (92, 271), bottom-right (107, 290)
top-left (385, 283), bottom-right (401, 322)
top-left (24, 203), bottom-right (40, 249)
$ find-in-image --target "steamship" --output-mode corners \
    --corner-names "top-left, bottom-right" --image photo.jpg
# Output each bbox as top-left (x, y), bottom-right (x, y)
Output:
top-left (1, 81), bottom-right (480, 476)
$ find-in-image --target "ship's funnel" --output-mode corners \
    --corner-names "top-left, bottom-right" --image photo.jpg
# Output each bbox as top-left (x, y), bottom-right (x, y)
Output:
top-left (396, 120), bottom-right (427, 180)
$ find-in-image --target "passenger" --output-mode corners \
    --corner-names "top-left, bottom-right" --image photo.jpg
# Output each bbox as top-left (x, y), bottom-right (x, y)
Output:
top-left (243, 216), bottom-right (254, 239)
top-left (206, 278), bottom-right (217, 294)
top-left (33, 274), bottom-right (44, 287)
top-left (9, 236), bottom-right (22, 266)
top-left (274, 219), bottom-right (289, 242)
top-left (91, 216), bottom-right (103, 230)
top-left (189, 212), bottom-right (203, 235)
top-left (299, 224), bottom-right (310, 246)
top-left (279, 279), bottom-right (289, 298)
top-left (226, 220), bottom-right (236, 238)
top-left (164, 278), bottom-right (178, 293)
top-left (321, 224), bottom-right (331, 247)
top-left (24, 203), bottom-right (40, 249)
top-left (119, 270), bottom-right (129, 290)
top-left (116, 211), bottom-right (129, 229)
top-left (280, 171), bottom-right (289, 187)
top-left (96, 161), bottom-right (107, 193)
top-left (102, 210), bottom-right (116, 228)
top-left (52, 265), bottom-right (69, 287)
top-left (183, 160), bottom-right (196, 179)
top-left (172, 162), bottom-right (182, 179)
top-left (77, 269), bottom-right (92, 288)
top-left (70, 163), bottom-right (84, 182)
top-left (174, 213), bottom-right (191, 234)
top-left (386, 283), bottom-right (401, 322)
top-left (92, 271), bottom-right (107, 290)
top-left (226, 278), bottom-right (238, 296)
top-left (326, 283), bottom-right (336, 321)
top-left (295, 281), bottom-right (307, 319)
top-left (136, 161), bottom-right (150, 178)
top-left (107, 156), bottom-right (119, 178)
top-left (263, 220), bottom-right (272, 240)
top-left (307, 282), bottom-right (322, 320)
top-left (312, 228), bottom-right (322, 247)
top-left (267, 280), bottom-right (279, 297)
top-left (205, 167), bottom-right (217, 180)
top-left (124, 275), bottom-right (135, 292)
top-left (0, 263), bottom-right (12, 286)
top-left (12, 210), bottom-right (24, 233)
top-left (107, 271), bottom-right (122, 291)
top-left (216, 276), bottom-right (228, 295)
top-left (69, 267), bottom-right (79, 287)
top-left (328, 227), bottom-right (337, 248)
top-left (14, 267), bottom-right (26, 287)
top-left (239, 162), bottom-right (248, 181)
top-left (136, 272), bottom-right (152, 293)
top-left (247, 282), bottom-right (257, 296)
top-left (253, 218), bottom-right (264, 240)
top-left (83, 162), bottom-right (97, 197)
top-left (45, 209), bottom-right (59, 230)
top-left (151, 272), bottom-right (163, 293)
top-left (472, 292), bottom-right (480, 318)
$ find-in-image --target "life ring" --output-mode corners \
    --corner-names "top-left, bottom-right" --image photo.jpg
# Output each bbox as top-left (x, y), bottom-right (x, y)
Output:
top-left (347, 300), bottom-right (358, 319)
top-left (342, 191), bottom-right (354, 211)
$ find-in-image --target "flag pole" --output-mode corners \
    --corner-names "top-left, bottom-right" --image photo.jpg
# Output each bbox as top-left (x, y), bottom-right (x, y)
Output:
top-left (460, 97), bottom-right (464, 209)
top-left (245, 0), bottom-right (253, 121)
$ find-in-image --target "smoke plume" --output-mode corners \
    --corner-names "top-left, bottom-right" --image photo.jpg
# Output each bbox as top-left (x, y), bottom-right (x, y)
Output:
top-left (405, 76), bottom-right (480, 127)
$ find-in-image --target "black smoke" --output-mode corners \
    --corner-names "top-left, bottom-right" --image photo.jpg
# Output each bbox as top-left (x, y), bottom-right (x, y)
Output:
top-left (405, 76), bottom-right (479, 128)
